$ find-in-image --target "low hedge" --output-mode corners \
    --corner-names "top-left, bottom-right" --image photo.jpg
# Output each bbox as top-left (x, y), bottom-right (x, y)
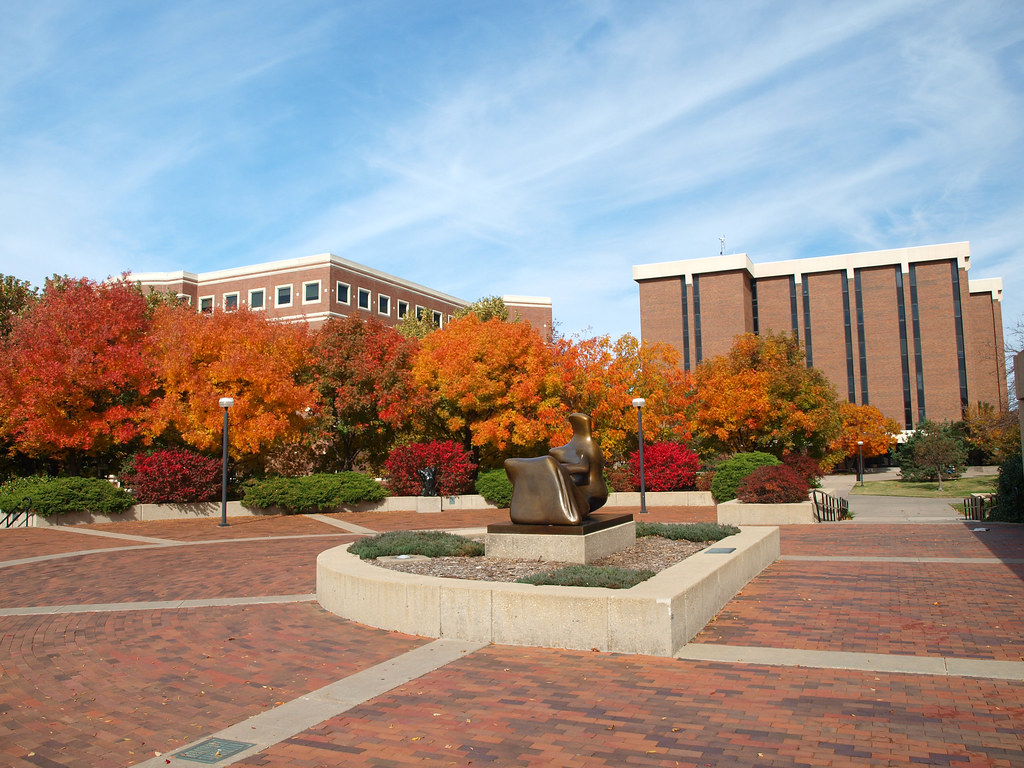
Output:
top-left (635, 522), bottom-right (740, 542)
top-left (242, 472), bottom-right (386, 513)
top-left (516, 565), bottom-right (655, 589)
top-left (475, 468), bottom-right (513, 507)
top-left (348, 530), bottom-right (484, 559)
top-left (710, 452), bottom-right (781, 502)
top-left (0, 476), bottom-right (134, 518)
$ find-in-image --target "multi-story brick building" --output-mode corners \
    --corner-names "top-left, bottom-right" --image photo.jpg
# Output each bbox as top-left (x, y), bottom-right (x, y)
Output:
top-left (634, 242), bottom-right (1007, 429)
top-left (131, 253), bottom-right (553, 338)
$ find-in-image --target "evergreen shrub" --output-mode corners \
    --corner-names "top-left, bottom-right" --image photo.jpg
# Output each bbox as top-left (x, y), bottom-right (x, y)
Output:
top-left (515, 565), bottom-right (655, 589)
top-left (348, 530), bottom-right (484, 559)
top-left (635, 522), bottom-right (739, 541)
top-left (242, 472), bottom-right (385, 513)
top-left (736, 465), bottom-right (810, 504)
top-left (995, 453), bottom-right (1023, 521)
top-left (119, 449), bottom-right (221, 503)
top-left (710, 452), bottom-right (781, 502)
top-left (475, 468), bottom-right (513, 507)
top-left (0, 476), bottom-right (133, 517)
top-left (628, 442), bottom-right (700, 491)
top-left (384, 441), bottom-right (476, 496)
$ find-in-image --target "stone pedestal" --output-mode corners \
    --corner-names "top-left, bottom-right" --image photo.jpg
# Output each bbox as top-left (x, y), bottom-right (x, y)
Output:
top-left (484, 513), bottom-right (635, 564)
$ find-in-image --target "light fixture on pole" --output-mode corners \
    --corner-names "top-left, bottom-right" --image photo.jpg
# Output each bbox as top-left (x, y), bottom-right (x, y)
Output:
top-left (632, 397), bottom-right (648, 515)
top-left (218, 397), bottom-right (234, 528)
top-left (857, 440), bottom-right (864, 487)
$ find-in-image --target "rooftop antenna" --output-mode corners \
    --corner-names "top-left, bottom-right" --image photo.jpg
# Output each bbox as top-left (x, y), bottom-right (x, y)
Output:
top-left (719, 235), bottom-right (726, 255)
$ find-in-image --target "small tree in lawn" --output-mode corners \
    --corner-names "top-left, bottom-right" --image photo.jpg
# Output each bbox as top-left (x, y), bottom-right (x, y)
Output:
top-left (900, 420), bottom-right (967, 489)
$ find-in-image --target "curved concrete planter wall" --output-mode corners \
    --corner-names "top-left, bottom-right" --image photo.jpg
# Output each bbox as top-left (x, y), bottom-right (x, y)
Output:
top-left (716, 499), bottom-right (816, 525)
top-left (316, 526), bottom-right (778, 657)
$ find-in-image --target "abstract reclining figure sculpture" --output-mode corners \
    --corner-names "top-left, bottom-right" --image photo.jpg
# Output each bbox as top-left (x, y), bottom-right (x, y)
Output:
top-left (503, 413), bottom-right (608, 525)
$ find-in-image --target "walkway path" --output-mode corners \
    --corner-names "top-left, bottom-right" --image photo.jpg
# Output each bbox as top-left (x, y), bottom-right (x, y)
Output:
top-left (1, 506), bottom-right (1021, 767)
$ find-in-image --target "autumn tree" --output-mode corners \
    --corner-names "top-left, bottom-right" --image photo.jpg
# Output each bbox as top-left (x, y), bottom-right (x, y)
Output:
top-left (311, 315), bottom-right (428, 470)
top-left (0, 277), bottom-right (154, 473)
top-left (687, 332), bottom-right (840, 460)
top-left (395, 311), bottom-right (439, 339)
top-left (0, 274), bottom-right (37, 339)
top-left (898, 419), bottom-right (967, 488)
top-left (552, 333), bottom-right (691, 461)
top-left (830, 401), bottom-right (901, 468)
top-left (454, 296), bottom-right (510, 322)
top-left (144, 304), bottom-right (317, 465)
top-left (411, 314), bottom-right (564, 464)
top-left (957, 402), bottom-right (1018, 464)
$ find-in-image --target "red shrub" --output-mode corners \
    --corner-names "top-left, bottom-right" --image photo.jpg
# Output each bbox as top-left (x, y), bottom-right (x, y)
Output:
top-left (736, 465), bottom-right (810, 504)
top-left (605, 463), bottom-right (636, 493)
top-left (384, 441), bottom-right (477, 496)
top-left (782, 452), bottom-right (823, 485)
top-left (695, 471), bottom-right (715, 492)
top-left (628, 442), bottom-right (700, 492)
top-left (120, 449), bottom-right (222, 503)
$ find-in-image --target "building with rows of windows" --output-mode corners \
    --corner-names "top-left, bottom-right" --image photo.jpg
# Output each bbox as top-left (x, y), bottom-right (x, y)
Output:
top-left (634, 242), bottom-right (1007, 429)
top-left (130, 253), bottom-right (553, 337)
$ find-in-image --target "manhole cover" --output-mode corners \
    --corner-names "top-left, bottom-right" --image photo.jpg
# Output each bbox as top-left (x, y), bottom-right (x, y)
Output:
top-left (174, 738), bottom-right (256, 764)
top-left (704, 547), bottom-right (736, 554)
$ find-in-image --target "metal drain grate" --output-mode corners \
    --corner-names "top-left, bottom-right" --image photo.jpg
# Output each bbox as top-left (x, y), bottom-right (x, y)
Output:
top-left (704, 547), bottom-right (736, 554)
top-left (174, 738), bottom-right (256, 764)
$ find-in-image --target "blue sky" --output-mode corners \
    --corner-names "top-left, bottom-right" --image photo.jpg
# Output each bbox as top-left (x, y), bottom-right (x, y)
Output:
top-left (1, 0), bottom-right (1022, 342)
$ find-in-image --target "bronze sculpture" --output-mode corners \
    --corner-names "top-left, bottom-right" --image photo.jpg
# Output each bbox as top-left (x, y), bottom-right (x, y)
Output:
top-left (504, 413), bottom-right (607, 525)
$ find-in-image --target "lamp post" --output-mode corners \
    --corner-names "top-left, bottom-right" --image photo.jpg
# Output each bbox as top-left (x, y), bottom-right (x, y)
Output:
top-left (632, 397), bottom-right (648, 515)
top-left (857, 440), bottom-right (864, 487)
top-left (218, 397), bottom-right (234, 528)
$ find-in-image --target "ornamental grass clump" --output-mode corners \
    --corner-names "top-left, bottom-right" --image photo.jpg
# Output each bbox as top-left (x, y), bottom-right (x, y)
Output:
top-left (348, 530), bottom-right (484, 559)
top-left (636, 522), bottom-right (739, 541)
top-left (515, 565), bottom-right (655, 589)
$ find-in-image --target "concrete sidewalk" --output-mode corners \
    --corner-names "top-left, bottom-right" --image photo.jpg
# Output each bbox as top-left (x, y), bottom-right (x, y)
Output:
top-left (0, 508), bottom-right (1021, 767)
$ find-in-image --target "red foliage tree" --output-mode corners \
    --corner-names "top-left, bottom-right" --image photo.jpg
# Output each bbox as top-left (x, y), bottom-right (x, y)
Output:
top-left (0, 277), bottom-right (154, 471)
top-left (120, 449), bottom-right (221, 503)
top-left (628, 442), bottom-right (700, 492)
top-left (383, 441), bottom-right (477, 496)
top-left (736, 465), bottom-right (810, 504)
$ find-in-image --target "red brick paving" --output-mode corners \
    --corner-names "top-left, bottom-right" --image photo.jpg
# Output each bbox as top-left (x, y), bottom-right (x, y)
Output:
top-left (0, 528), bottom-right (140, 561)
top-left (780, 522), bottom-right (1024, 559)
top-left (0, 537), bottom-right (354, 608)
top-left (236, 646), bottom-right (1024, 768)
top-left (80, 514), bottom-right (342, 541)
top-left (0, 603), bottom-right (425, 768)
top-left (693, 559), bottom-right (1024, 660)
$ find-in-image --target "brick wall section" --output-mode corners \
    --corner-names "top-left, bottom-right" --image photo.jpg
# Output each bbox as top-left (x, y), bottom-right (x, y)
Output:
top-left (505, 301), bottom-right (554, 342)
top-left (804, 271), bottom-right (850, 403)
top-left (966, 290), bottom-right (1008, 410)
top-left (753, 276), bottom-right (795, 337)
top-left (856, 266), bottom-right (906, 424)
top-left (912, 261), bottom-right (963, 423)
top-left (638, 278), bottom-right (686, 361)
top-left (696, 271), bottom-right (752, 359)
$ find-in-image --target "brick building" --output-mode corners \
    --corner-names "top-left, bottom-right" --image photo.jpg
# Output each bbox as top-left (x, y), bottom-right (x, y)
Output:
top-left (131, 253), bottom-right (553, 338)
top-left (634, 242), bottom-right (1007, 429)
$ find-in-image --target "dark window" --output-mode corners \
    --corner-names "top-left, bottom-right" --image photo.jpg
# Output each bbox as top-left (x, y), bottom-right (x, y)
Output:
top-left (358, 288), bottom-right (371, 310)
top-left (304, 282), bottom-right (320, 303)
top-left (750, 278), bottom-right (759, 336)
top-left (200, 297), bottom-right (214, 314)
top-left (801, 277), bottom-right (813, 367)
top-left (398, 300), bottom-right (409, 318)
top-left (249, 289), bottom-right (264, 310)
top-left (854, 271), bottom-right (868, 405)
top-left (378, 295), bottom-right (390, 315)
top-left (841, 272), bottom-right (856, 402)
top-left (895, 268), bottom-right (913, 429)
top-left (277, 285), bottom-right (292, 306)
top-left (680, 278), bottom-right (691, 370)
top-left (224, 293), bottom-right (238, 311)
top-left (337, 282), bottom-right (350, 304)
top-left (693, 276), bottom-right (703, 364)
top-left (432, 310), bottom-right (443, 326)
top-left (789, 276), bottom-right (799, 339)
top-left (949, 261), bottom-right (969, 411)
top-left (909, 265), bottom-right (926, 421)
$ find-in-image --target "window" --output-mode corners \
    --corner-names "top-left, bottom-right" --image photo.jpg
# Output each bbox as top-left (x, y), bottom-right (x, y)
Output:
top-left (336, 282), bottom-right (350, 305)
top-left (176, 294), bottom-right (192, 305)
top-left (276, 285), bottom-right (292, 307)
top-left (397, 300), bottom-right (409, 318)
top-left (432, 310), bottom-right (443, 327)
top-left (248, 288), bottom-right (265, 310)
top-left (416, 305), bottom-right (425, 320)
top-left (199, 296), bottom-right (214, 314)
top-left (224, 292), bottom-right (239, 311)
top-left (378, 294), bottom-right (391, 316)
top-left (303, 280), bottom-right (321, 304)
top-left (357, 288), bottom-right (371, 310)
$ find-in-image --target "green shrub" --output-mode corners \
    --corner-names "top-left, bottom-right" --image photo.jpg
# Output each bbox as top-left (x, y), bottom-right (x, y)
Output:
top-left (475, 468), bottom-right (513, 507)
top-left (994, 453), bottom-right (1022, 522)
top-left (348, 530), bottom-right (484, 559)
top-left (516, 565), bottom-right (655, 589)
top-left (242, 472), bottom-right (386, 513)
top-left (710, 452), bottom-right (781, 502)
top-left (635, 522), bottom-right (740, 541)
top-left (0, 476), bottom-right (134, 518)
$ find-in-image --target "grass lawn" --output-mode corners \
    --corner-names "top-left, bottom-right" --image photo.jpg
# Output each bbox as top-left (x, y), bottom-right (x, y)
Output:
top-left (849, 475), bottom-right (997, 498)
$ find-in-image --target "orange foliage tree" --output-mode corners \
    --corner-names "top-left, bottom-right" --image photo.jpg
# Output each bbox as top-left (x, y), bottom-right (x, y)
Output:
top-left (0, 277), bottom-right (155, 472)
top-left (688, 332), bottom-right (840, 460)
top-left (553, 333), bottom-right (692, 461)
top-left (410, 315), bottom-right (564, 464)
top-left (312, 315), bottom-right (429, 470)
top-left (830, 401), bottom-right (901, 466)
top-left (144, 305), bottom-right (318, 463)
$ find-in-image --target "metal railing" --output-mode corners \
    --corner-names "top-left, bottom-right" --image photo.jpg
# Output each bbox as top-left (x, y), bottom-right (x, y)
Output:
top-left (1, 497), bottom-right (32, 528)
top-left (812, 490), bottom-right (849, 522)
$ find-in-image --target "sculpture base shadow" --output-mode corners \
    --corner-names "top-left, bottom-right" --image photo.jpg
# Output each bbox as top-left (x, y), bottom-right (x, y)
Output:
top-left (486, 513), bottom-right (633, 536)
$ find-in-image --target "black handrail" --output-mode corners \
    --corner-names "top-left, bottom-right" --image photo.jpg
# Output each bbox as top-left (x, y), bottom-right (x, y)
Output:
top-left (1, 497), bottom-right (32, 528)
top-left (811, 489), bottom-right (849, 522)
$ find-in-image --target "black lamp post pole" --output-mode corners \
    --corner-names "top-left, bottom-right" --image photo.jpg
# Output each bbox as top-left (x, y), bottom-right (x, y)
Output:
top-left (633, 398), bottom-right (647, 515)
top-left (219, 397), bottom-right (234, 528)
